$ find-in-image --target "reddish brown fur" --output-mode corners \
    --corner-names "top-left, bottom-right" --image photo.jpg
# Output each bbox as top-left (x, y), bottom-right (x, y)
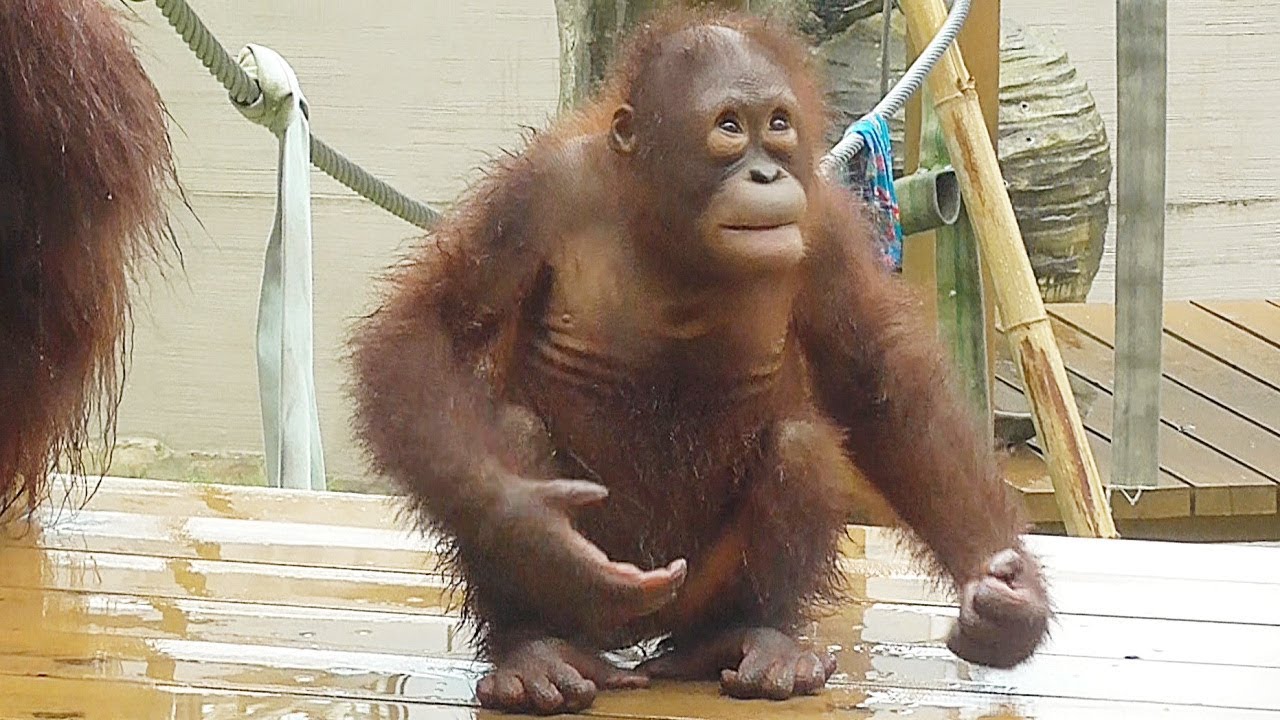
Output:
top-left (350, 7), bottom-right (1046, 712)
top-left (0, 0), bottom-right (181, 519)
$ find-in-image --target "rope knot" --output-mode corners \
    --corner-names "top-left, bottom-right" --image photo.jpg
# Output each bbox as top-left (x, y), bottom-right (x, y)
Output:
top-left (233, 44), bottom-right (309, 136)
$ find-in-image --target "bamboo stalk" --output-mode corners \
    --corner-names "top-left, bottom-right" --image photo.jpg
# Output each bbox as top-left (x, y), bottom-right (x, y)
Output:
top-left (900, 14), bottom-right (939, 327)
top-left (899, 0), bottom-right (1117, 538)
top-left (955, 0), bottom-right (1001, 441)
top-left (921, 91), bottom-right (990, 435)
top-left (894, 166), bottom-right (960, 237)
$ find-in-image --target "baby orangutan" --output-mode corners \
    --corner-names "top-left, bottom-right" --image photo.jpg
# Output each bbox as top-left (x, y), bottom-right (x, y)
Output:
top-left (350, 9), bottom-right (1050, 715)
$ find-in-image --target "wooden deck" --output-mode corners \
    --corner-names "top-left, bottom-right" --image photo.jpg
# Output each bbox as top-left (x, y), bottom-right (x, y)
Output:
top-left (1000, 300), bottom-right (1280, 540)
top-left (3, 476), bottom-right (1279, 718)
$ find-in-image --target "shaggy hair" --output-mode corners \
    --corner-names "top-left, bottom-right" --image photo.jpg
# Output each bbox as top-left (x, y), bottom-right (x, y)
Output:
top-left (0, 0), bottom-right (183, 520)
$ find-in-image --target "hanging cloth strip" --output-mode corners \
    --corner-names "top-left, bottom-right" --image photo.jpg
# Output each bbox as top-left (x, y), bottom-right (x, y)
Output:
top-left (837, 114), bottom-right (904, 273)
top-left (234, 44), bottom-right (328, 491)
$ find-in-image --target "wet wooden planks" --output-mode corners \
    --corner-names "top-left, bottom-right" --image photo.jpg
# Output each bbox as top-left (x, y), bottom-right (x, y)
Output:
top-left (2, 477), bottom-right (1279, 718)
top-left (999, 300), bottom-right (1280, 530)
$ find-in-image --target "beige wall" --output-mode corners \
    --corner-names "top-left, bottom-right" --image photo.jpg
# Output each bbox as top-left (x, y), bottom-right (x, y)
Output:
top-left (119, 0), bottom-right (561, 481)
top-left (1003, 0), bottom-right (1280, 304)
top-left (114, 0), bottom-right (1279, 483)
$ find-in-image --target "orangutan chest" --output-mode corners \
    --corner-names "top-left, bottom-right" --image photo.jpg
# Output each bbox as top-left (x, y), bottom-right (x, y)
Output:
top-left (529, 236), bottom-right (796, 382)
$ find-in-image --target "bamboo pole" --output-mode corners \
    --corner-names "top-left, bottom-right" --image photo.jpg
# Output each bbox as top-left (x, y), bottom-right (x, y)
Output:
top-left (900, 15), bottom-right (939, 327)
top-left (900, 0), bottom-right (1117, 538)
top-left (921, 91), bottom-right (991, 436)
top-left (955, 0), bottom-right (1000, 441)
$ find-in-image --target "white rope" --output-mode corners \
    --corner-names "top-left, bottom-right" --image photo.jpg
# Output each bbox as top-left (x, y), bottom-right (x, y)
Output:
top-left (820, 0), bottom-right (972, 177)
top-left (235, 45), bottom-right (328, 491)
top-left (130, 0), bottom-right (440, 230)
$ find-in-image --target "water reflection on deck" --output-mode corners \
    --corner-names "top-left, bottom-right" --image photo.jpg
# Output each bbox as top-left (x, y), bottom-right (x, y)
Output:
top-left (1, 477), bottom-right (1277, 718)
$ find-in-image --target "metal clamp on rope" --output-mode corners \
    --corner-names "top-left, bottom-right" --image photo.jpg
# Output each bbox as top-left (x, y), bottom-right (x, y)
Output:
top-left (233, 44), bottom-right (309, 137)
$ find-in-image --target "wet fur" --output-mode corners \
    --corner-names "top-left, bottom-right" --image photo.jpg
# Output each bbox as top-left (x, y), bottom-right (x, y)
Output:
top-left (348, 6), bottom-right (1029, 663)
top-left (0, 0), bottom-right (181, 519)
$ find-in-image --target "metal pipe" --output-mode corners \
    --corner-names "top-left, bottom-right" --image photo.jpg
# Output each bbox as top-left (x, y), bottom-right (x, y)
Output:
top-left (894, 166), bottom-right (961, 236)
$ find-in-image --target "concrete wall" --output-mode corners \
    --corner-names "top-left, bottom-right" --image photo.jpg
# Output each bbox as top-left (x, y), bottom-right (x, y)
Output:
top-left (117, 0), bottom-right (561, 482)
top-left (112, 0), bottom-right (1279, 484)
top-left (1003, 0), bottom-right (1280, 305)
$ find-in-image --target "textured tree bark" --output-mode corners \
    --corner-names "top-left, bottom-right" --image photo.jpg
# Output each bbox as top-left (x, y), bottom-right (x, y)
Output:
top-left (554, 0), bottom-right (807, 109)
top-left (553, 0), bottom-right (616, 110)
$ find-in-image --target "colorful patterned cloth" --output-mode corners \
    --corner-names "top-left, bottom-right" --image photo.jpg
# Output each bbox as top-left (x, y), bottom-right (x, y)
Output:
top-left (838, 113), bottom-right (903, 272)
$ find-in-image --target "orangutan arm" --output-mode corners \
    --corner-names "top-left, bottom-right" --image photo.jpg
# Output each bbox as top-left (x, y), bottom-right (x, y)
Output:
top-left (349, 143), bottom-right (686, 637)
top-left (348, 150), bottom-right (554, 531)
top-left (795, 184), bottom-right (1027, 581)
top-left (794, 184), bottom-right (1049, 668)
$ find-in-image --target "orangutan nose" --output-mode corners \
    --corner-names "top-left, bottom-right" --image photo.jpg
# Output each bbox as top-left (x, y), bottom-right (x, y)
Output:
top-left (749, 166), bottom-right (784, 184)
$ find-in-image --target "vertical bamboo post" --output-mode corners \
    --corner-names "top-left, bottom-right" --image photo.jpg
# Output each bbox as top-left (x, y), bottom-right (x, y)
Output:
top-left (901, 15), bottom-right (939, 327)
top-left (900, 0), bottom-right (1117, 538)
top-left (1113, 1), bottom-right (1167, 489)
top-left (922, 93), bottom-right (991, 435)
top-left (955, 0), bottom-right (1000, 440)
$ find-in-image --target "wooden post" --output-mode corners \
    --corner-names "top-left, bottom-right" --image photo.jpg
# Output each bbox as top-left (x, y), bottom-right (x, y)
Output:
top-left (900, 0), bottom-right (1117, 538)
top-left (1112, 1), bottom-right (1167, 489)
top-left (687, 0), bottom-right (749, 9)
top-left (553, 0), bottom-right (618, 110)
top-left (958, 0), bottom-right (1000, 142)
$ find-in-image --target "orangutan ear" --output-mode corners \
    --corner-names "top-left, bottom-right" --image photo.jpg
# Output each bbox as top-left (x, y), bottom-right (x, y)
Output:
top-left (609, 104), bottom-right (636, 155)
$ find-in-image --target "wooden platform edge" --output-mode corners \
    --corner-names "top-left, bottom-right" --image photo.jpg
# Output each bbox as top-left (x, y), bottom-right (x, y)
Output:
top-left (1000, 300), bottom-right (1280, 540)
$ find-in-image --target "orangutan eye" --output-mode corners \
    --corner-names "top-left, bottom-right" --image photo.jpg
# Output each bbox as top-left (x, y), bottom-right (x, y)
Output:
top-left (769, 112), bottom-right (791, 132)
top-left (717, 115), bottom-right (743, 134)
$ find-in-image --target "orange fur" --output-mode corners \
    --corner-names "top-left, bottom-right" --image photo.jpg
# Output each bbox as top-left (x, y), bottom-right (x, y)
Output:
top-left (0, 0), bottom-right (181, 520)
top-left (349, 8), bottom-right (1047, 711)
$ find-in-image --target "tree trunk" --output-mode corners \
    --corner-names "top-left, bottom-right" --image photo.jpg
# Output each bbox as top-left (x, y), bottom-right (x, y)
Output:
top-left (554, 0), bottom-right (814, 109)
